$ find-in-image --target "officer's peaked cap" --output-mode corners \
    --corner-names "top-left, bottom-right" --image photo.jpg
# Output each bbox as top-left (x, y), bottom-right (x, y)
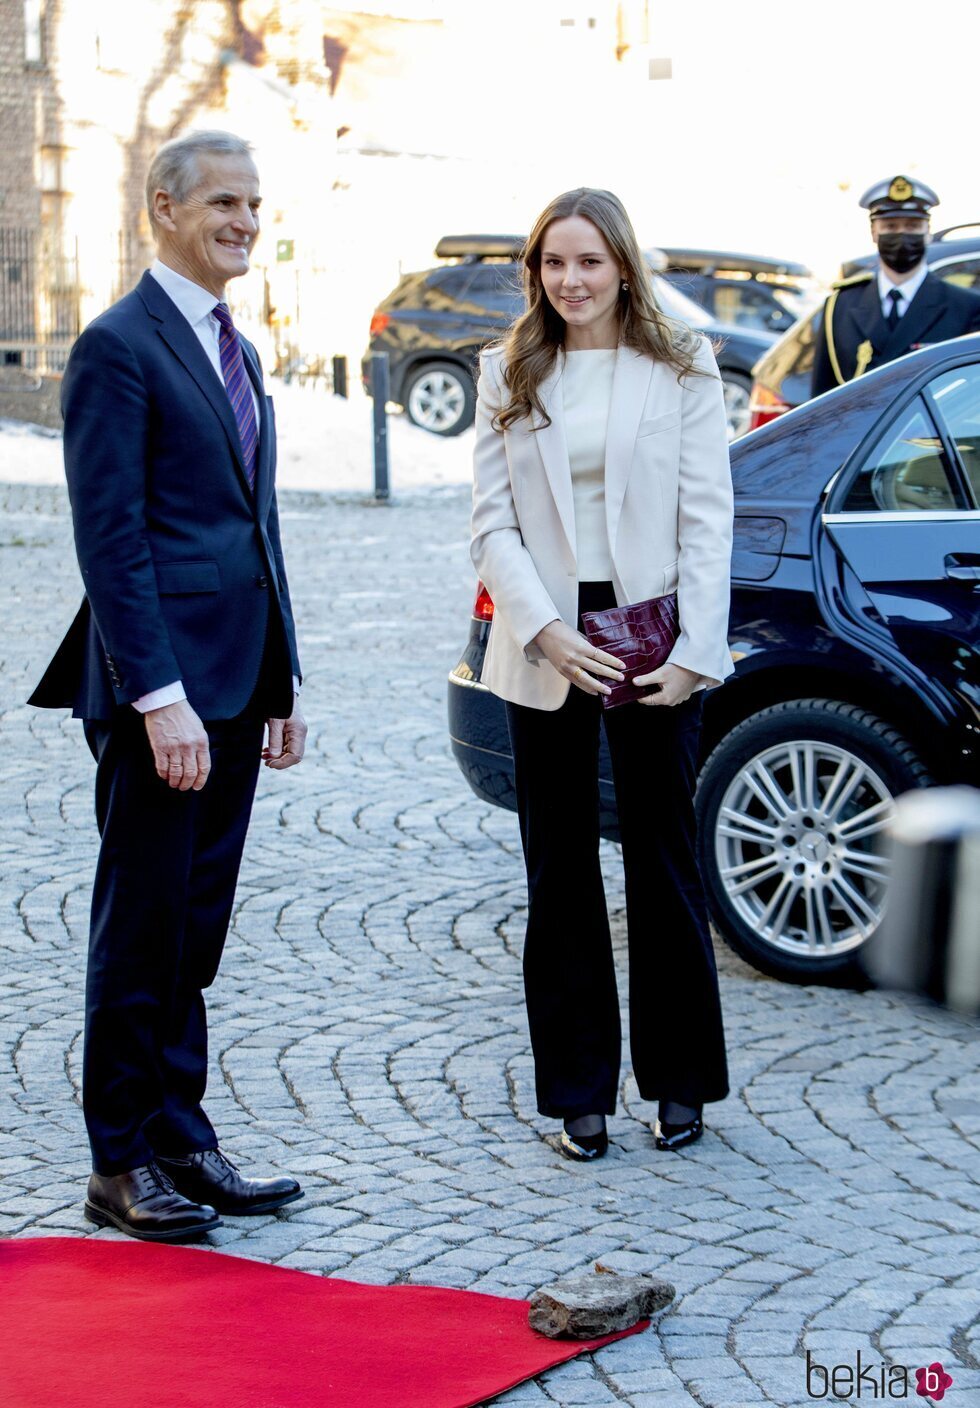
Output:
top-left (859, 175), bottom-right (938, 219)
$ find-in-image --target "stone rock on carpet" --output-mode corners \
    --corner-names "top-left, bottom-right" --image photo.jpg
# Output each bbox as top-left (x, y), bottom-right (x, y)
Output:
top-left (528, 1270), bottom-right (675, 1339)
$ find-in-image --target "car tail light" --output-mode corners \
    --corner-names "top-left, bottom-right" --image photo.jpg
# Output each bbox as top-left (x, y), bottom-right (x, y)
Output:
top-left (748, 382), bottom-right (791, 431)
top-left (369, 311), bottom-right (391, 336)
top-left (473, 581), bottom-right (494, 621)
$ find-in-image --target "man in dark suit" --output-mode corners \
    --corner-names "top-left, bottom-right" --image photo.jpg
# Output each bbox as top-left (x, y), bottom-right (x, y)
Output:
top-left (812, 175), bottom-right (980, 398)
top-left (30, 131), bottom-right (308, 1240)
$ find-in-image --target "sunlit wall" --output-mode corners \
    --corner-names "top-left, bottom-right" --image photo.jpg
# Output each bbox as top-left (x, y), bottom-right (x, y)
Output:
top-left (23, 0), bottom-right (975, 367)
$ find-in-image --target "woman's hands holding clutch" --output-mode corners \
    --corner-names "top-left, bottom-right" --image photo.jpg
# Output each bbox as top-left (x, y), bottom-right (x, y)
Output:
top-left (532, 621), bottom-right (626, 697)
top-left (633, 661), bottom-right (701, 706)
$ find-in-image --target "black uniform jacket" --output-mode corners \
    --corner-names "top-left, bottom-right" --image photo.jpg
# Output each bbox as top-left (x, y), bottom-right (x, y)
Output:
top-left (29, 271), bottom-right (301, 721)
top-left (811, 270), bottom-right (980, 399)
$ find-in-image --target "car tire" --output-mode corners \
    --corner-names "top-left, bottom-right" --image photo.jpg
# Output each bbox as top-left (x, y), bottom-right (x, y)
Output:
top-left (695, 699), bottom-right (932, 984)
top-left (720, 369), bottom-right (752, 440)
top-left (403, 361), bottom-right (476, 436)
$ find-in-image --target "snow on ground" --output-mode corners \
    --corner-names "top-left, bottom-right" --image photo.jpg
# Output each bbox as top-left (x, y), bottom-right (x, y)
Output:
top-left (0, 380), bottom-right (475, 495)
top-left (0, 417), bottom-right (63, 487)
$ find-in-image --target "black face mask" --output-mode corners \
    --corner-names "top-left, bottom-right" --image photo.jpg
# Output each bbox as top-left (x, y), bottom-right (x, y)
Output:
top-left (877, 231), bottom-right (927, 275)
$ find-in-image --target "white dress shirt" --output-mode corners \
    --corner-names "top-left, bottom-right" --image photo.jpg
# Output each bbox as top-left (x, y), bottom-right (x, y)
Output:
top-left (877, 261), bottom-right (928, 322)
top-left (132, 261), bottom-right (295, 714)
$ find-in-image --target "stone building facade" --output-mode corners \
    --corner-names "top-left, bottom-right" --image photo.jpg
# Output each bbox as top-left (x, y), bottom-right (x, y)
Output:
top-left (0, 0), bottom-right (336, 381)
top-left (0, 1), bottom-right (654, 424)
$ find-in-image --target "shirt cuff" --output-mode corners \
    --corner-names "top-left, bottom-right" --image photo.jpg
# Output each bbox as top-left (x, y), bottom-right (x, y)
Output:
top-left (132, 676), bottom-right (300, 713)
top-left (131, 681), bottom-right (186, 714)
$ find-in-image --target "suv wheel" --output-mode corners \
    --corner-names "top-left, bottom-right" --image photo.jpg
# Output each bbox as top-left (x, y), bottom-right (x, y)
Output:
top-left (721, 370), bottom-right (752, 440)
top-left (695, 699), bottom-right (931, 983)
top-left (404, 361), bottom-right (475, 436)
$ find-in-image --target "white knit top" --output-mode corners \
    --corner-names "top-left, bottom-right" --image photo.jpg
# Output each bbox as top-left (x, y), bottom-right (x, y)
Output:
top-left (562, 348), bottom-right (616, 580)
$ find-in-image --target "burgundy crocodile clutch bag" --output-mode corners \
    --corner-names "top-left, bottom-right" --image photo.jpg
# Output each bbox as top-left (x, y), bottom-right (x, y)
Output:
top-left (580, 593), bottom-right (679, 710)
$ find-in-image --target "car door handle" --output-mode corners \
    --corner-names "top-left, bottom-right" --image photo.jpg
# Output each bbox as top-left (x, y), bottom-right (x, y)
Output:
top-left (944, 553), bottom-right (980, 582)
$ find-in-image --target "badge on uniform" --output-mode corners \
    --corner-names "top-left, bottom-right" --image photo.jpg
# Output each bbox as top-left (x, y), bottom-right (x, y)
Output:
top-left (888, 176), bottom-right (914, 203)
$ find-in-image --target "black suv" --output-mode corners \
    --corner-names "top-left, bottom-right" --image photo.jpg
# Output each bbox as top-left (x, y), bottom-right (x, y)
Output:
top-left (659, 247), bottom-right (818, 336)
top-left (362, 236), bottom-right (781, 440)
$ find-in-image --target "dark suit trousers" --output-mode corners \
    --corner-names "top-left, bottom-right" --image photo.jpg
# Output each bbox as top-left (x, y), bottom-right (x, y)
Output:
top-left (82, 706), bottom-right (264, 1174)
top-left (505, 583), bottom-right (729, 1120)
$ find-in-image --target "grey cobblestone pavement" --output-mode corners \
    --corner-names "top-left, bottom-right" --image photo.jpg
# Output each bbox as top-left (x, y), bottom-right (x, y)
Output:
top-left (1, 479), bottom-right (978, 1407)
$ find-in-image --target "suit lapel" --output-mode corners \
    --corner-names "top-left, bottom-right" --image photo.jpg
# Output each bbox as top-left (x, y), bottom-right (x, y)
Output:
top-left (137, 272), bottom-right (254, 505)
top-left (881, 274), bottom-right (945, 358)
top-left (533, 353), bottom-right (577, 557)
top-left (605, 347), bottom-right (654, 553)
top-left (845, 277), bottom-right (889, 360)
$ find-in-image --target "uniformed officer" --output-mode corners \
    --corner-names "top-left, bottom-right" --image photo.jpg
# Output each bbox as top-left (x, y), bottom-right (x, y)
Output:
top-left (811, 175), bottom-right (980, 398)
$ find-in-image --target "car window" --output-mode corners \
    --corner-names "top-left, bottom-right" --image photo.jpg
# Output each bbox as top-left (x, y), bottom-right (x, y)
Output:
top-left (426, 266), bottom-right (478, 298)
top-left (711, 282), bottom-right (792, 332)
top-left (652, 276), bottom-right (713, 328)
top-left (928, 363), bottom-right (980, 505)
top-left (660, 271), bottom-right (709, 309)
top-left (465, 264), bottom-right (524, 317)
top-left (841, 399), bottom-right (961, 513)
top-left (934, 256), bottom-right (980, 293)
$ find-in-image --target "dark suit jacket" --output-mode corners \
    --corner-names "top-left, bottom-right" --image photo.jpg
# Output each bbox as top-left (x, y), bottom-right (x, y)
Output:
top-left (811, 270), bottom-right (980, 398)
top-left (29, 271), bottom-right (301, 721)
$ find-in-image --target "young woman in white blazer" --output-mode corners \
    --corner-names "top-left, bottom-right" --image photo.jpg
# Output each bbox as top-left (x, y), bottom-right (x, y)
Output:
top-left (471, 188), bottom-right (733, 1160)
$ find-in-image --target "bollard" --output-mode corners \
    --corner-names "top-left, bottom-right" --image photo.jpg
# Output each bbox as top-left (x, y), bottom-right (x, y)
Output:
top-left (370, 351), bottom-right (390, 501)
top-left (332, 354), bottom-right (348, 398)
top-left (861, 786), bottom-right (980, 1016)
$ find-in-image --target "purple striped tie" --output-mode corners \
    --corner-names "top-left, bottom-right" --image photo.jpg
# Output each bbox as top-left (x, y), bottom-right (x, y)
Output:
top-left (213, 302), bottom-right (258, 490)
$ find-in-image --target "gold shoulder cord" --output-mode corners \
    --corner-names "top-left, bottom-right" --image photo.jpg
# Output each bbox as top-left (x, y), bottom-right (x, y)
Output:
top-left (823, 288), bottom-right (846, 386)
top-left (824, 287), bottom-right (874, 384)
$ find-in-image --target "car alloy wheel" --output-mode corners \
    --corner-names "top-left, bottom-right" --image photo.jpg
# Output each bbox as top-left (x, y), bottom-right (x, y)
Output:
top-left (696, 700), bottom-right (931, 982)
top-left (721, 371), bottom-right (752, 440)
top-left (404, 361), bottom-right (475, 436)
top-left (717, 738), bottom-right (892, 953)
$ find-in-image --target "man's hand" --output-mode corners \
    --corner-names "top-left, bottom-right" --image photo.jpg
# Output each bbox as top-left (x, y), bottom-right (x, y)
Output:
top-left (633, 661), bottom-right (701, 707)
top-left (532, 620), bottom-right (625, 696)
top-left (144, 699), bottom-right (211, 791)
top-left (263, 703), bottom-right (307, 770)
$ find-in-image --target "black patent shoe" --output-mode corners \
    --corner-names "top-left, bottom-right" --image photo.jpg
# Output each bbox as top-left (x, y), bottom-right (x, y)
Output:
top-left (85, 1163), bottom-right (221, 1242)
top-left (157, 1148), bottom-right (303, 1216)
top-left (558, 1120), bottom-right (608, 1162)
top-left (654, 1113), bottom-right (704, 1151)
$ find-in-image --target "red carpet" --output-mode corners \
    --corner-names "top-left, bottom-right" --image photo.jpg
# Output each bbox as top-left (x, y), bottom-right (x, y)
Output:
top-left (0, 1238), bottom-right (646, 1407)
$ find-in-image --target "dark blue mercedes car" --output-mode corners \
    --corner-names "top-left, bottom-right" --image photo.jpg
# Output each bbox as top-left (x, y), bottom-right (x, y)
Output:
top-left (448, 336), bottom-right (980, 984)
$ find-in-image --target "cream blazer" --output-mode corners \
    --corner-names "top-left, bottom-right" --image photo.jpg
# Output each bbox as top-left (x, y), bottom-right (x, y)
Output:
top-left (470, 336), bottom-right (735, 711)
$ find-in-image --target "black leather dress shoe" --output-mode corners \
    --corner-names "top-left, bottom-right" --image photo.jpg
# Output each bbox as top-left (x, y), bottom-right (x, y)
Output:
top-left (654, 1113), bottom-right (704, 1151)
top-left (557, 1121), bottom-right (609, 1162)
top-left (85, 1163), bottom-right (221, 1242)
top-left (157, 1148), bottom-right (304, 1215)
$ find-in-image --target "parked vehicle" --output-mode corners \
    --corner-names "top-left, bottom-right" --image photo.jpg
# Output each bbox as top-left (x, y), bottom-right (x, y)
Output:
top-left (659, 247), bottom-right (819, 336)
top-left (362, 237), bottom-right (778, 440)
top-left (749, 225), bottom-right (980, 430)
top-left (449, 335), bottom-right (980, 984)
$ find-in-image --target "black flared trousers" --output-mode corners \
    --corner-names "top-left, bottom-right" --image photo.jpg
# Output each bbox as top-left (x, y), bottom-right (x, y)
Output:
top-left (505, 582), bottom-right (729, 1120)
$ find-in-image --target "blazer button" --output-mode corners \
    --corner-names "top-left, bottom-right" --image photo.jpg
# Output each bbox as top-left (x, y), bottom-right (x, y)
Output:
top-left (256, 575), bottom-right (269, 588)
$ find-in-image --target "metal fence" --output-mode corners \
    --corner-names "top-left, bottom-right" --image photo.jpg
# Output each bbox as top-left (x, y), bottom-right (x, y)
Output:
top-left (0, 227), bottom-right (81, 373)
top-left (0, 229), bottom-right (337, 384)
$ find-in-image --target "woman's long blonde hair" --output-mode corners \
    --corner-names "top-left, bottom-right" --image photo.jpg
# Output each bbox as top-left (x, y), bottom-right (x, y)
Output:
top-left (495, 187), bottom-right (708, 431)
